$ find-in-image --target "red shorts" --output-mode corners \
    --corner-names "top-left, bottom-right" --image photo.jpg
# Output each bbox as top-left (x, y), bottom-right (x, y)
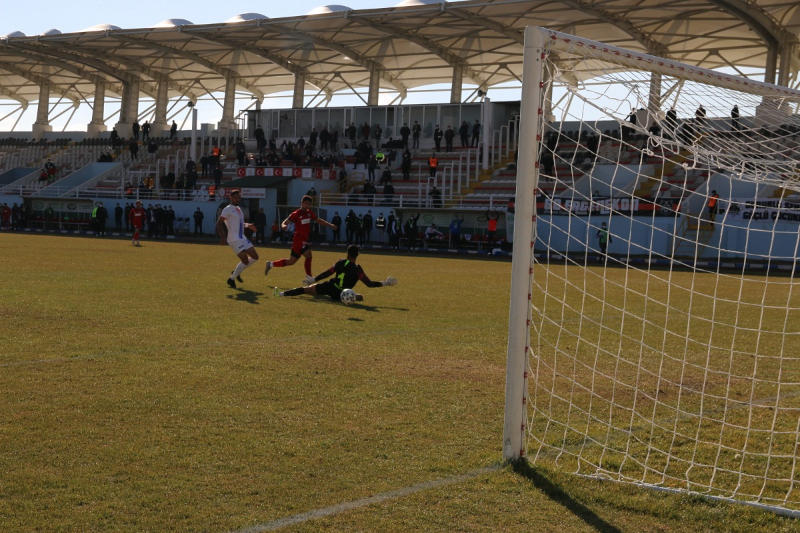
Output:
top-left (290, 237), bottom-right (310, 258)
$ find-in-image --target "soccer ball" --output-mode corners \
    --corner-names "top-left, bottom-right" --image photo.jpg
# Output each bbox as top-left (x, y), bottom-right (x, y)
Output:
top-left (340, 289), bottom-right (357, 305)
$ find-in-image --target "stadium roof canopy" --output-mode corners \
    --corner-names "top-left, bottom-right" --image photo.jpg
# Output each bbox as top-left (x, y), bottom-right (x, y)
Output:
top-left (0, 0), bottom-right (798, 111)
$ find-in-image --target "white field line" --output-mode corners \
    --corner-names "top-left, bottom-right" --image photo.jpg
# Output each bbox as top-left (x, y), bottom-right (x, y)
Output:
top-left (230, 466), bottom-right (502, 533)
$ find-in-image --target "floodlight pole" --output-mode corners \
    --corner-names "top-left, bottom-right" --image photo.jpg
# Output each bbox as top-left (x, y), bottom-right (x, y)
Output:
top-left (503, 26), bottom-right (545, 462)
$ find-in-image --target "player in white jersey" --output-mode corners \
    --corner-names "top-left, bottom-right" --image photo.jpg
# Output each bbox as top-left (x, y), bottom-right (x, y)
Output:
top-left (215, 189), bottom-right (259, 289)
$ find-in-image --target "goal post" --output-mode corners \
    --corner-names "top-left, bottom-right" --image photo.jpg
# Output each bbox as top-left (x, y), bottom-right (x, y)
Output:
top-left (505, 26), bottom-right (800, 513)
top-left (503, 26), bottom-right (546, 462)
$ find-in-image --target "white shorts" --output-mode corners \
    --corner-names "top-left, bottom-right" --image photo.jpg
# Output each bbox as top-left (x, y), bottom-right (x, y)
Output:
top-left (228, 238), bottom-right (254, 255)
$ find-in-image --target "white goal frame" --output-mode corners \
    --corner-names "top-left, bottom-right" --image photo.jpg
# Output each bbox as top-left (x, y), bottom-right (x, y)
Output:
top-left (504, 26), bottom-right (800, 514)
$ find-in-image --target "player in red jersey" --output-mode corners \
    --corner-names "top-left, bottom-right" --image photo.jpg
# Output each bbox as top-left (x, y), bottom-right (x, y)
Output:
top-left (264, 195), bottom-right (338, 285)
top-left (128, 200), bottom-right (147, 246)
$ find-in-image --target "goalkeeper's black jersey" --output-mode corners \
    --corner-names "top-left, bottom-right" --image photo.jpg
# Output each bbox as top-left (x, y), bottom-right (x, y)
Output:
top-left (322, 259), bottom-right (381, 290)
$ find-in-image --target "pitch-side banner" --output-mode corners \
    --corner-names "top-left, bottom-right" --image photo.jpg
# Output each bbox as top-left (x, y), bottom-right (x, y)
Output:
top-left (725, 198), bottom-right (800, 223)
top-left (538, 197), bottom-right (679, 217)
top-left (236, 167), bottom-right (338, 179)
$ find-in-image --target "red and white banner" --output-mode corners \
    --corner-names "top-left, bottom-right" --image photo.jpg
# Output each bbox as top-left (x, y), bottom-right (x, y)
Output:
top-left (235, 167), bottom-right (338, 180)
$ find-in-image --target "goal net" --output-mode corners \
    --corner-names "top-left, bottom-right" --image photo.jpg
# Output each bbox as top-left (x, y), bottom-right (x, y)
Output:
top-left (505, 27), bottom-right (800, 514)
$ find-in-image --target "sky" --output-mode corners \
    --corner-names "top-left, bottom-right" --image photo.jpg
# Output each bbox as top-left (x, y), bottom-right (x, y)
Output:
top-left (0, 0), bottom-right (405, 36)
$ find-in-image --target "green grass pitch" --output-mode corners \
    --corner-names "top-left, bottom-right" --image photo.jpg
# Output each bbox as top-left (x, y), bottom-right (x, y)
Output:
top-left (0, 233), bottom-right (797, 532)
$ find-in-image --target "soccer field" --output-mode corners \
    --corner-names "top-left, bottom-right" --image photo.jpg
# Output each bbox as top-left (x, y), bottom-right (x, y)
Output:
top-left (0, 233), bottom-right (797, 532)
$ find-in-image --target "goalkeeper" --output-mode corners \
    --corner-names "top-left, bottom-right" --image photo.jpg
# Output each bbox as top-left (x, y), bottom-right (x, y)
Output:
top-left (273, 245), bottom-right (397, 303)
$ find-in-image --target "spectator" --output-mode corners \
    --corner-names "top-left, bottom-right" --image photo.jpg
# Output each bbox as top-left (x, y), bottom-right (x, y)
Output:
top-left (471, 119), bottom-right (481, 147)
top-left (124, 203), bottom-right (132, 232)
top-left (379, 167), bottom-right (392, 186)
top-left (400, 123), bottom-right (411, 150)
top-left (368, 156), bottom-right (377, 181)
top-left (401, 149), bottom-right (412, 180)
top-left (429, 184), bottom-right (442, 208)
top-left (306, 187), bottom-right (317, 204)
top-left (383, 182), bottom-right (395, 205)
top-left (444, 125), bottom-right (455, 152)
top-left (193, 207), bottom-right (204, 236)
top-left (363, 210), bottom-right (374, 243)
top-left (375, 212), bottom-right (386, 243)
top-left (44, 204), bottom-right (55, 230)
top-left (45, 159), bottom-right (57, 180)
top-left (425, 223), bottom-right (444, 247)
top-left (309, 128), bottom-right (317, 150)
top-left (114, 203), bottom-right (123, 231)
top-left (319, 127), bottom-right (330, 150)
top-left (404, 212), bottom-right (421, 251)
top-left (597, 222), bottom-right (611, 256)
top-left (696, 105), bottom-right (707, 126)
top-left (708, 190), bottom-right (720, 225)
top-left (110, 128), bottom-right (121, 149)
top-left (433, 125), bottom-right (443, 151)
top-left (355, 214), bottom-right (366, 245)
top-left (664, 108), bottom-right (679, 139)
top-left (388, 210), bottom-right (402, 250)
top-left (132, 121), bottom-right (140, 141)
top-left (93, 202), bottom-right (108, 237)
top-left (331, 211), bottom-right (342, 243)
top-left (345, 209), bottom-right (357, 244)
top-left (142, 121), bottom-right (150, 142)
top-left (235, 137), bottom-right (246, 166)
top-left (412, 121), bottom-right (422, 149)
top-left (459, 121), bottom-right (470, 147)
top-left (731, 105), bottom-right (741, 132)
top-left (449, 214), bottom-right (464, 249)
top-left (486, 208), bottom-right (499, 246)
top-left (254, 207), bottom-right (267, 244)
top-left (428, 153), bottom-right (439, 178)
top-left (129, 139), bottom-right (139, 160)
top-left (373, 123), bottom-right (382, 148)
top-left (170, 121), bottom-right (178, 140)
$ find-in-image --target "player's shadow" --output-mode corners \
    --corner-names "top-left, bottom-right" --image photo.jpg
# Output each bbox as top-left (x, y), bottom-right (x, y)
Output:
top-left (304, 297), bottom-right (408, 313)
top-left (226, 288), bottom-right (264, 304)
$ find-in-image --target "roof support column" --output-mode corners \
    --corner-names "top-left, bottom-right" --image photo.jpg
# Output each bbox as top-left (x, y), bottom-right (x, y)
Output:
top-left (218, 76), bottom-right (238, 146)
top-left (116, 80), bottom-right (139, 139)
top-left (450, 63), bottom-right (464, 104)
top-left (32, 82), bottom-right (52, 140)
top-left (151, 80), bottom-right (169, 138)
top-left (648, 72), bottom-right (662, 127)
top-left (765, 43), bottom-right (778, 85)
top-left (87, 82), bottom-right (107, 137)
top-left (367, 68), bottom-right (380, 106)
top-left (778, 41), bottom-right (796, 87)
top-left (293, 72), bottom-right (306, 109)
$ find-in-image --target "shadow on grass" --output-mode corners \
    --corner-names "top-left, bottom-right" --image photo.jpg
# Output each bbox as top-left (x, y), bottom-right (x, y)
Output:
top-left (511, 460), bottom-right (622, 533)
top-left (226, 288), bottom-right (265, 304)
top-left (288, 295), bottom-right (409, 313)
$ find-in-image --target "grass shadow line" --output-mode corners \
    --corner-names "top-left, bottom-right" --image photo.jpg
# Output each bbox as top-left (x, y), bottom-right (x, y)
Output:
top-left (511, 460), bottom-right (622, 533)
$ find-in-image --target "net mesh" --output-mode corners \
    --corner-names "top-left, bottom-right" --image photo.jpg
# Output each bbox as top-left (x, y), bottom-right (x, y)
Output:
top-left (524, 32), bottom-right (800, 510)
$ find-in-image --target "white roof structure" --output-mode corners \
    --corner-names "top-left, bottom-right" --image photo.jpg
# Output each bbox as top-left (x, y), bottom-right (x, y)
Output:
top-left (0, 0), bottom-right (797, 112)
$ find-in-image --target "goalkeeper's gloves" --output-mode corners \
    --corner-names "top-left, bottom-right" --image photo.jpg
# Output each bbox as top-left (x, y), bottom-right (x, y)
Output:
top-left (382, 276), bottom-right (398, 287)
